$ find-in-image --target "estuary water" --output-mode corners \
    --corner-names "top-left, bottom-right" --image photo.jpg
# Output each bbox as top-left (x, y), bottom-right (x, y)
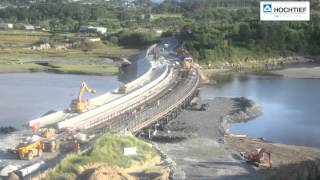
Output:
top-left (0, 73), bottom-right (122, 127)
top-left (201, 73), bottom-right (320, 148)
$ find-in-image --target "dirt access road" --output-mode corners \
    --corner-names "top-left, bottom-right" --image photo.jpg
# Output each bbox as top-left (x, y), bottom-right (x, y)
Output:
top-left (152, 97), bottom-right (262, 180)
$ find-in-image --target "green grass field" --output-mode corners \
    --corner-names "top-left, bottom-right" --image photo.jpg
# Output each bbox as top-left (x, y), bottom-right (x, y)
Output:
top-left (0, 48), bottom-right (138, 62)
top-left (51, 64), bottom-right (119, 75)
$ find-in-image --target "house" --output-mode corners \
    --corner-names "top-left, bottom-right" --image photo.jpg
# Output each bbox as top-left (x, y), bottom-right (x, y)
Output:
top-left (0, 23), bottom-right (13, 29)
top-left (79, 26), bottom-right (107, 35)
top-left (31, 43), bottom-right (51, 50)
top-left (155, 29), bottom-right (163, 34)
top-left (86, 38), bottom-right (101, 42)
top-left (24, 25), bottom-right (35, 31)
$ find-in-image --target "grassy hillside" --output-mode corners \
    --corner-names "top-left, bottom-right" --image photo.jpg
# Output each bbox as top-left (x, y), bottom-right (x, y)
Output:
top-left (49, 134), bottom-right (158, 180)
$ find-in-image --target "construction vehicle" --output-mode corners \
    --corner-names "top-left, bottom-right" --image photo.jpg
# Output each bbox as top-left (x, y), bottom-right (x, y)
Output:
top-left (240, 148), bottom-right (272, 168)
top-left (191, 103), bottom-right (209, 111)
top-left (118, 85), bottom-right (128, 94)
top-left (189, 97), bottom-right (208, 111)
top-left (16, 140), bottom-right (43, 160)
top-left (180, 60), bottom-right (191, 69)
top-left (39, 128), bottom-right (55, 138)
top-left (13, 128), bottom-right (61, 160)
top-left (70, 82), bottom-right (96, 112)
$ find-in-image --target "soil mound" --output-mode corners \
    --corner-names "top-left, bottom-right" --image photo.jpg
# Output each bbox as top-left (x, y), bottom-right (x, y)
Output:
top-left (78, 166), bottom-right (135, 180)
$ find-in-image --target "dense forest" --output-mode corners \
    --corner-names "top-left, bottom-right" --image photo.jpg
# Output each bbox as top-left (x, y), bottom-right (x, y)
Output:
top-left (0, 0), bottom-right (319, 63)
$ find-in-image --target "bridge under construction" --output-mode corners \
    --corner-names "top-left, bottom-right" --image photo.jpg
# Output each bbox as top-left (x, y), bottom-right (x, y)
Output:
top-left (28, 43), bottom-right (199, 135)
top-left (0, 40), bottom-right (200, 178)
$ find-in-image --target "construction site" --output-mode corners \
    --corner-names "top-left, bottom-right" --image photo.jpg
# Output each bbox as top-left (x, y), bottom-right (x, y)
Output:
top-left (0, 40), bottom-right (201, 179)
top-left (0, 39), bottom-right (320, 180)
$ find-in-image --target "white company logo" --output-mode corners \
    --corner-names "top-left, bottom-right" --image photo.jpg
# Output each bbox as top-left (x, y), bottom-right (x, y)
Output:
top-left (260, 1), bottom-right (310, 21)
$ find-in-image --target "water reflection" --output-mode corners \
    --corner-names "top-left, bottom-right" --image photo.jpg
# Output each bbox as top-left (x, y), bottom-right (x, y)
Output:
top-left (201, 74), bottom-right (320, 147)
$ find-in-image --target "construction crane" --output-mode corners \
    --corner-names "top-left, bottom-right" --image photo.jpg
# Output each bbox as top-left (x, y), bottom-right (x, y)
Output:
top-left (70, 82), bottom-right (96, 113)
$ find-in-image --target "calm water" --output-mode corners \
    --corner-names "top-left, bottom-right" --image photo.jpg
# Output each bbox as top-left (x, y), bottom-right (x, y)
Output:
top-left (201, 74), bottom-right (320, 148)
top-left (0, 73), bottom-right (123, 127)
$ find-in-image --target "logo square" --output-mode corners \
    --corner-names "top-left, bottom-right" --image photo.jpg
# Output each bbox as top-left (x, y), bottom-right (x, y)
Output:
top-left (263, 4), bottom-right (272, 12)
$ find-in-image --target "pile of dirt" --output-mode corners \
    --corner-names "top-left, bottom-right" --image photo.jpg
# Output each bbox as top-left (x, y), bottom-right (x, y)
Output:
top-left (78, 166), bottom-right (135, 180)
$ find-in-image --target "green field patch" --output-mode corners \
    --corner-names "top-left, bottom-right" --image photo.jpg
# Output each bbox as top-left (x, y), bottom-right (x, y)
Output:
top-left (51, 64), bottom-right (119, 75)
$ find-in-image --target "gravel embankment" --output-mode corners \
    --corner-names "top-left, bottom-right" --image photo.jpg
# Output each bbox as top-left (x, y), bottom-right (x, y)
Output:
top-left (152, 97), bottom-right (263, 180)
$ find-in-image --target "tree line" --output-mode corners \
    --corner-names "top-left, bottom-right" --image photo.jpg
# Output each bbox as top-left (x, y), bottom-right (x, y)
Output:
top-left (0, 0), bottom-right (319, 60)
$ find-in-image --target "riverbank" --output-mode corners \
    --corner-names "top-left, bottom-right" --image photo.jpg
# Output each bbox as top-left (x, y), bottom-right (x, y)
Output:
top-left (0, 63), bottom-right (119, 75)
top-left (151, 97), bottom-right (320, 179)
top-left (271, 63), bottom-right (320, 78)
top-left (0, 45), bottom-right (139, 75)
top-left (199, 56), bottom-right (317, 83)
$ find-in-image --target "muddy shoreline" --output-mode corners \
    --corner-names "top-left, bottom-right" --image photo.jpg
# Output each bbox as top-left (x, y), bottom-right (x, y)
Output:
top-left (199, 56), bottom-right (320, 84)
top-left (271, 63), bottom-right (320, 78)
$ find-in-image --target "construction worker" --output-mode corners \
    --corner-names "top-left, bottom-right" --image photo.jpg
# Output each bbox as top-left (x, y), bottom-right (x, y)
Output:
top-left (72, 140), bottom-right (80, 153)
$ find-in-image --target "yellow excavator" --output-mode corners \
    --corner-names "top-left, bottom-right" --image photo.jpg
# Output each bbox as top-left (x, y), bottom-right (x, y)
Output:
top-left (70, 82), bottom-right (96, 112)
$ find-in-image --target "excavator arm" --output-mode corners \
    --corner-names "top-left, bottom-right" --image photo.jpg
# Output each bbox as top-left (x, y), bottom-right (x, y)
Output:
top-left (77, 82), bottom-right (96, 102)
top-left (70, 82), bottom-right (96, 112)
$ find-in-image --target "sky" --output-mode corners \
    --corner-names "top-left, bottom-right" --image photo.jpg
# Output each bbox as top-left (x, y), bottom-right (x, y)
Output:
top-left (152, 0), bottom-right (164, 3)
